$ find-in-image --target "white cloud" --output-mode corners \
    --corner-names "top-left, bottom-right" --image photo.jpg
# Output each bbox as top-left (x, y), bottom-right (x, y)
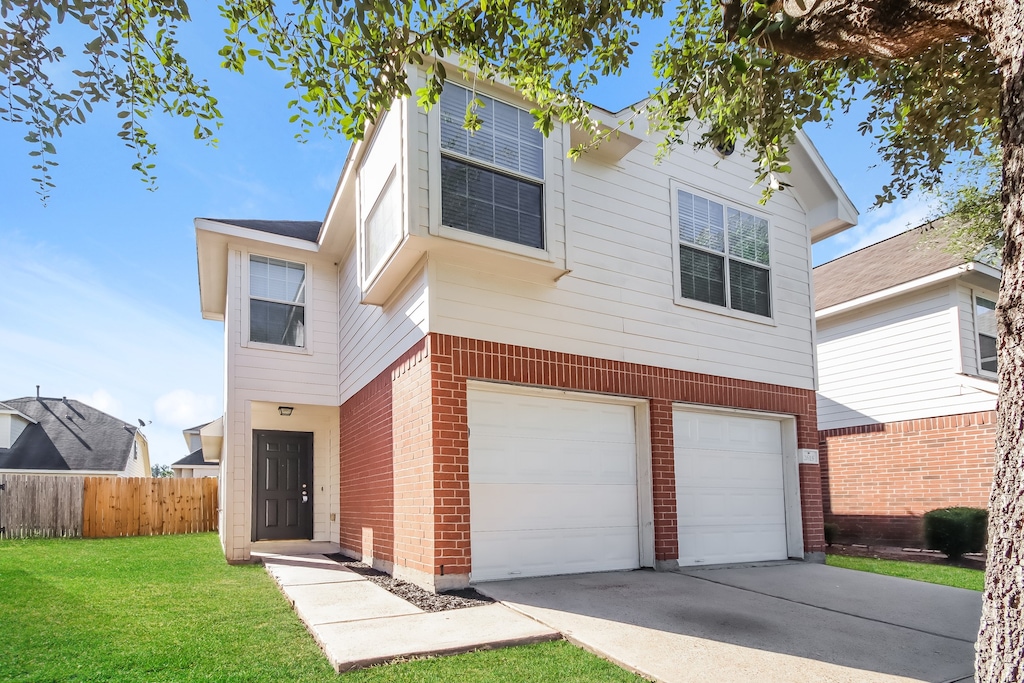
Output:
top-left (0, 235), bottom-right (223, 470)
top-left (154, 389), bottom-right (220, 428)
top-left (72, 389), bottom-right (123, 418)
top-left (814, 193), bottom-right (942, 265)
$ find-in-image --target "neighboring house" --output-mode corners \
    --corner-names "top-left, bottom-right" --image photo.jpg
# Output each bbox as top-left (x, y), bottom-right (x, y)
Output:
top-left (815, 224), bottom-right (1000, 545)
top-left (194, 62), bottom-right (857, 589)
top-left (171, 420), bottom-right (222, 478)
top-left (0, 393), bottom-right (150, 477)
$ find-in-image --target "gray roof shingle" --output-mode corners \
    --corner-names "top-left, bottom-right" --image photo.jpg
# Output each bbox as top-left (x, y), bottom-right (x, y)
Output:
top-left (0, 397), bottom-right (138, 472)
top-left (172, 447), bottom-right (217, 467)
top-left (202, 219), bottom-right (322, 243)
top-left (814, 223), bottom-right (967, 311)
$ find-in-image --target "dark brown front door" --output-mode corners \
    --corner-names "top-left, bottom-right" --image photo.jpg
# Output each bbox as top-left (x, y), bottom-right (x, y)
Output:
top-left (253, 430), bottom-right (313, 541)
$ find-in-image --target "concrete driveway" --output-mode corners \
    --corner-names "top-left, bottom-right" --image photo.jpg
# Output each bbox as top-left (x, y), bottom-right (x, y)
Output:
top-left (477, 562), bottom-right (981, 683)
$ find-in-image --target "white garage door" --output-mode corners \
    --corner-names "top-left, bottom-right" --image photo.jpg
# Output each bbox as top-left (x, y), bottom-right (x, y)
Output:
top-left (675, 409), bottom-right (788, 566)
top-left (468, 387), bottom-right (640, 582)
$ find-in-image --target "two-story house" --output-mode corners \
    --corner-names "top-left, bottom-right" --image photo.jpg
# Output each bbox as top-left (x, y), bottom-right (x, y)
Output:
top-left (815, 224), bottom-right (1000, 545)
top-left (0, 391), bottom-right (151, 477)
top-left (195, 62), bottom-right (857, 590)
top-left (171, 419), bottom-right (222, 478)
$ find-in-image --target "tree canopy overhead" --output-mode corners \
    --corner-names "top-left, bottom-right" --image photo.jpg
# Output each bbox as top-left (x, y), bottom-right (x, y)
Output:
top-left (4, 1), bottom-right (1024, 679)
top-left (0, 0), bottom-right (1001, 204)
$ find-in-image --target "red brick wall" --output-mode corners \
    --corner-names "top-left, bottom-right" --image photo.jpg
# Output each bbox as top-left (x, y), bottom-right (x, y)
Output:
top-left (429, 333), bottom-right (823, 573)
top-left (339, 338), bottom-right (434, 572)
top-left (340, 332), bottom-right (824, 582)
top-left (819, 411), bottom-right (996, 546)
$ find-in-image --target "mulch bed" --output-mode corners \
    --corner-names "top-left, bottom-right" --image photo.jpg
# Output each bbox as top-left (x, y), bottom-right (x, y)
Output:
top-left (324, 554), bottom-right (494, 612)
top-left (827, 543), bottom-right (986, 570)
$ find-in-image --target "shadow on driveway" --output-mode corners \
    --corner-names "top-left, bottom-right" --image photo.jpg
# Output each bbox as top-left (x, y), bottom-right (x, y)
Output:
top-left (477, 562), bottom-right (980, 683)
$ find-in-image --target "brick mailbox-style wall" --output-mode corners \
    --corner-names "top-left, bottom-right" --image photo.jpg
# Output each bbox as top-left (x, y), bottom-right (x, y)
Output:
top-left (819, 410), bottom-right (997, 546)
top-left (340, 333), bottom-right (824, 591)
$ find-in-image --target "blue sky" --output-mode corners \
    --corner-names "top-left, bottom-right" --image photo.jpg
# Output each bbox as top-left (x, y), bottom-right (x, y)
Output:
top-left (0, 13), bottom-right (938, 467)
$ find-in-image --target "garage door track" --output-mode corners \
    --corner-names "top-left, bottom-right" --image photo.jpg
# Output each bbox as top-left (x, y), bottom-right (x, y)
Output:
top-left (477, 562), bottom-right (981, 683)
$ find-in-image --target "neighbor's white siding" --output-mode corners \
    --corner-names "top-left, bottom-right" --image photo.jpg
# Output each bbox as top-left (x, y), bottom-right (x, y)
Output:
top-left (338, 237), bottom-right (429, 403)
top-left (121, 437), bottom-right (149, 478)
top-left (817, 282), bottom-right (995, 430)
top-left (429, 135), bottom-right (817, 390)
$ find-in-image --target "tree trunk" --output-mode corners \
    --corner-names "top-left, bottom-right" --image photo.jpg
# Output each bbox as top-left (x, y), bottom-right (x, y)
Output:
top-left (976, 2), bottom-right (1024, 680)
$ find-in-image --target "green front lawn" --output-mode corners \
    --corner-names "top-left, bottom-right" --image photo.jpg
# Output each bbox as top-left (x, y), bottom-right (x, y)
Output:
top-left (826, 554), bottom-right (985, 591)
top-left (0, 534), bottom-right (642, 682)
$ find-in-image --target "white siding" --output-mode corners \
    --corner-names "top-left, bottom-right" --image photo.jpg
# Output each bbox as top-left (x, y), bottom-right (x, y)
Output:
top-left (817, 282), bottom-right (995, 430)
top-left (122, 439), bottom-right (149, 478)
top-left (430, 138), bottom-right (816, 389)
top-left (337, 241), bottom-right (429, 403)
top-left (958, 283), bottom-right (979, 376)
top-left (221, 245), bottom-right (341, 561)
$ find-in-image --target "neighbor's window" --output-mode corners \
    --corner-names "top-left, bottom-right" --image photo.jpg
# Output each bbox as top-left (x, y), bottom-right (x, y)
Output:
top-left (249, 255), bottom-right (306, 347)
top-left (439, 82), bottom-right (544, 249)
top-left (364, 172), bottom-right (402, 277)
top-left (976, 295), bottom-right (997, 374)
top-left (676, 189), bottom-right (771, 317)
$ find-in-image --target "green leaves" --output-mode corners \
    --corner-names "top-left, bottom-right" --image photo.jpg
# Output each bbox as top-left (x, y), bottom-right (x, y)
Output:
top-left (1, 0), bottom-right (1001, 207)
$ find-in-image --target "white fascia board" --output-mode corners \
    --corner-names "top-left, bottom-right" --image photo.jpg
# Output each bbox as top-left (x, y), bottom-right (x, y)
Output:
top-left (816, 265), bottom-right (971, 320)
top-left (791, 130), bottom-right (859, 243)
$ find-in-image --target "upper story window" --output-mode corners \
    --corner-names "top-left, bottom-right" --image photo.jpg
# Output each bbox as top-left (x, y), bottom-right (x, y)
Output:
top-left (976, 295), bottom-right (997, 374)
top-left (249, 255), bottom-right (305, 347)
top-left (675, 188), bottom-right (771, 318)
top-left (439, 83), bottom-right (544, 249)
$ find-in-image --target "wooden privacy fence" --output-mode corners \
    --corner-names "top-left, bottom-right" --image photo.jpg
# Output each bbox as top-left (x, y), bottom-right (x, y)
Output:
top-left (0, 474), bottom-right (217, 539)
top-left (0, 473), bottom-right (84, 538)
top-left (83, 477), bottom-right (218, 538)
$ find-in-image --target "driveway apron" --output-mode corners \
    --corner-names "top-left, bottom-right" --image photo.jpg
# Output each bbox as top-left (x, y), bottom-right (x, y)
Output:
top-left (477, 562), bottom-right (980, 683)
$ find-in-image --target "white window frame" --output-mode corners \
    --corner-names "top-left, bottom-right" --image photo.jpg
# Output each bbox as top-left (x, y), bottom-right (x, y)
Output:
top-left (669, 181), bottom-right (776, 325)
top-left (243, 252), bottom-right (312, 354)
top-left (974, 291), bottom-right (998, 378)
top-left (431, 80), bottom-right (551, 260)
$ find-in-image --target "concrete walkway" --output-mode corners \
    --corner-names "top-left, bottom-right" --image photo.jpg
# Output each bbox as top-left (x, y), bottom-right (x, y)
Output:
top-left (260, 553), bottom-right (559, 671)
top-left (478, 562), bottom-right (981, 683)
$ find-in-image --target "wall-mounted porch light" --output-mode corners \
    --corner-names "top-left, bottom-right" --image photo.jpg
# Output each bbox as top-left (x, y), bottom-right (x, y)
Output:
top-left (278, 406), bottom-right (294, 417)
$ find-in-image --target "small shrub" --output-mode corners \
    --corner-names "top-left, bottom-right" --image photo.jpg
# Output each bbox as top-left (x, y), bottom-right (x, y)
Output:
top-left (824, 523), bottom-right (839, 547)
top-left (923, 507), bottom-right (988, 559)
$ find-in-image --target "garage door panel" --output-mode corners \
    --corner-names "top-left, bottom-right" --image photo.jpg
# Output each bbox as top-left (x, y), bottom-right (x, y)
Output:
top-left (675, 408), bottom-right (789, 566)
top-left (679, 524), bottom-right (788, 566)
top-left (469, 388), bottom-right (640, 581)
top-left (470, 396), bottom-right (635, 444)
top-left (677, 451), bottom-right (784, 489)
top-left (472, 527), bottom-right (639, 581)
top-left (675, 412), bottom-right (782, 453)
top-left (469, 437), bottom-right (636, 486)
top-left (471, 482), bottom-right (638, 532)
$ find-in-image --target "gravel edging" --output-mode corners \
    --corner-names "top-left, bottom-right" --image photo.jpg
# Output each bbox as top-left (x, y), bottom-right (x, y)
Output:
top-left (324, 554), bottom-right (494, 612)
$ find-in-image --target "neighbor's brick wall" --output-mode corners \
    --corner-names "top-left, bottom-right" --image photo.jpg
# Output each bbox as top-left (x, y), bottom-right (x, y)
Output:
top-left (428, 333), bottom-right (824, 573)
top-left (819, 410), bottom-right (996, 546)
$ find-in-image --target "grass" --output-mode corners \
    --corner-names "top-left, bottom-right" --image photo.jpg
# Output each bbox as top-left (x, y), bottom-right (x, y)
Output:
top-left (0, 534), bottom-right (643, 683)
top-left (826, 554), bottom-right (986, 591)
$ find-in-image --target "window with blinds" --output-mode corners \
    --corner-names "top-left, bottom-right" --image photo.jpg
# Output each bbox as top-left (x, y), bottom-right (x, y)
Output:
top-left (676, 189), bottom-right (772, 318)
top-left (439, 83), bottom-right (544, 249)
